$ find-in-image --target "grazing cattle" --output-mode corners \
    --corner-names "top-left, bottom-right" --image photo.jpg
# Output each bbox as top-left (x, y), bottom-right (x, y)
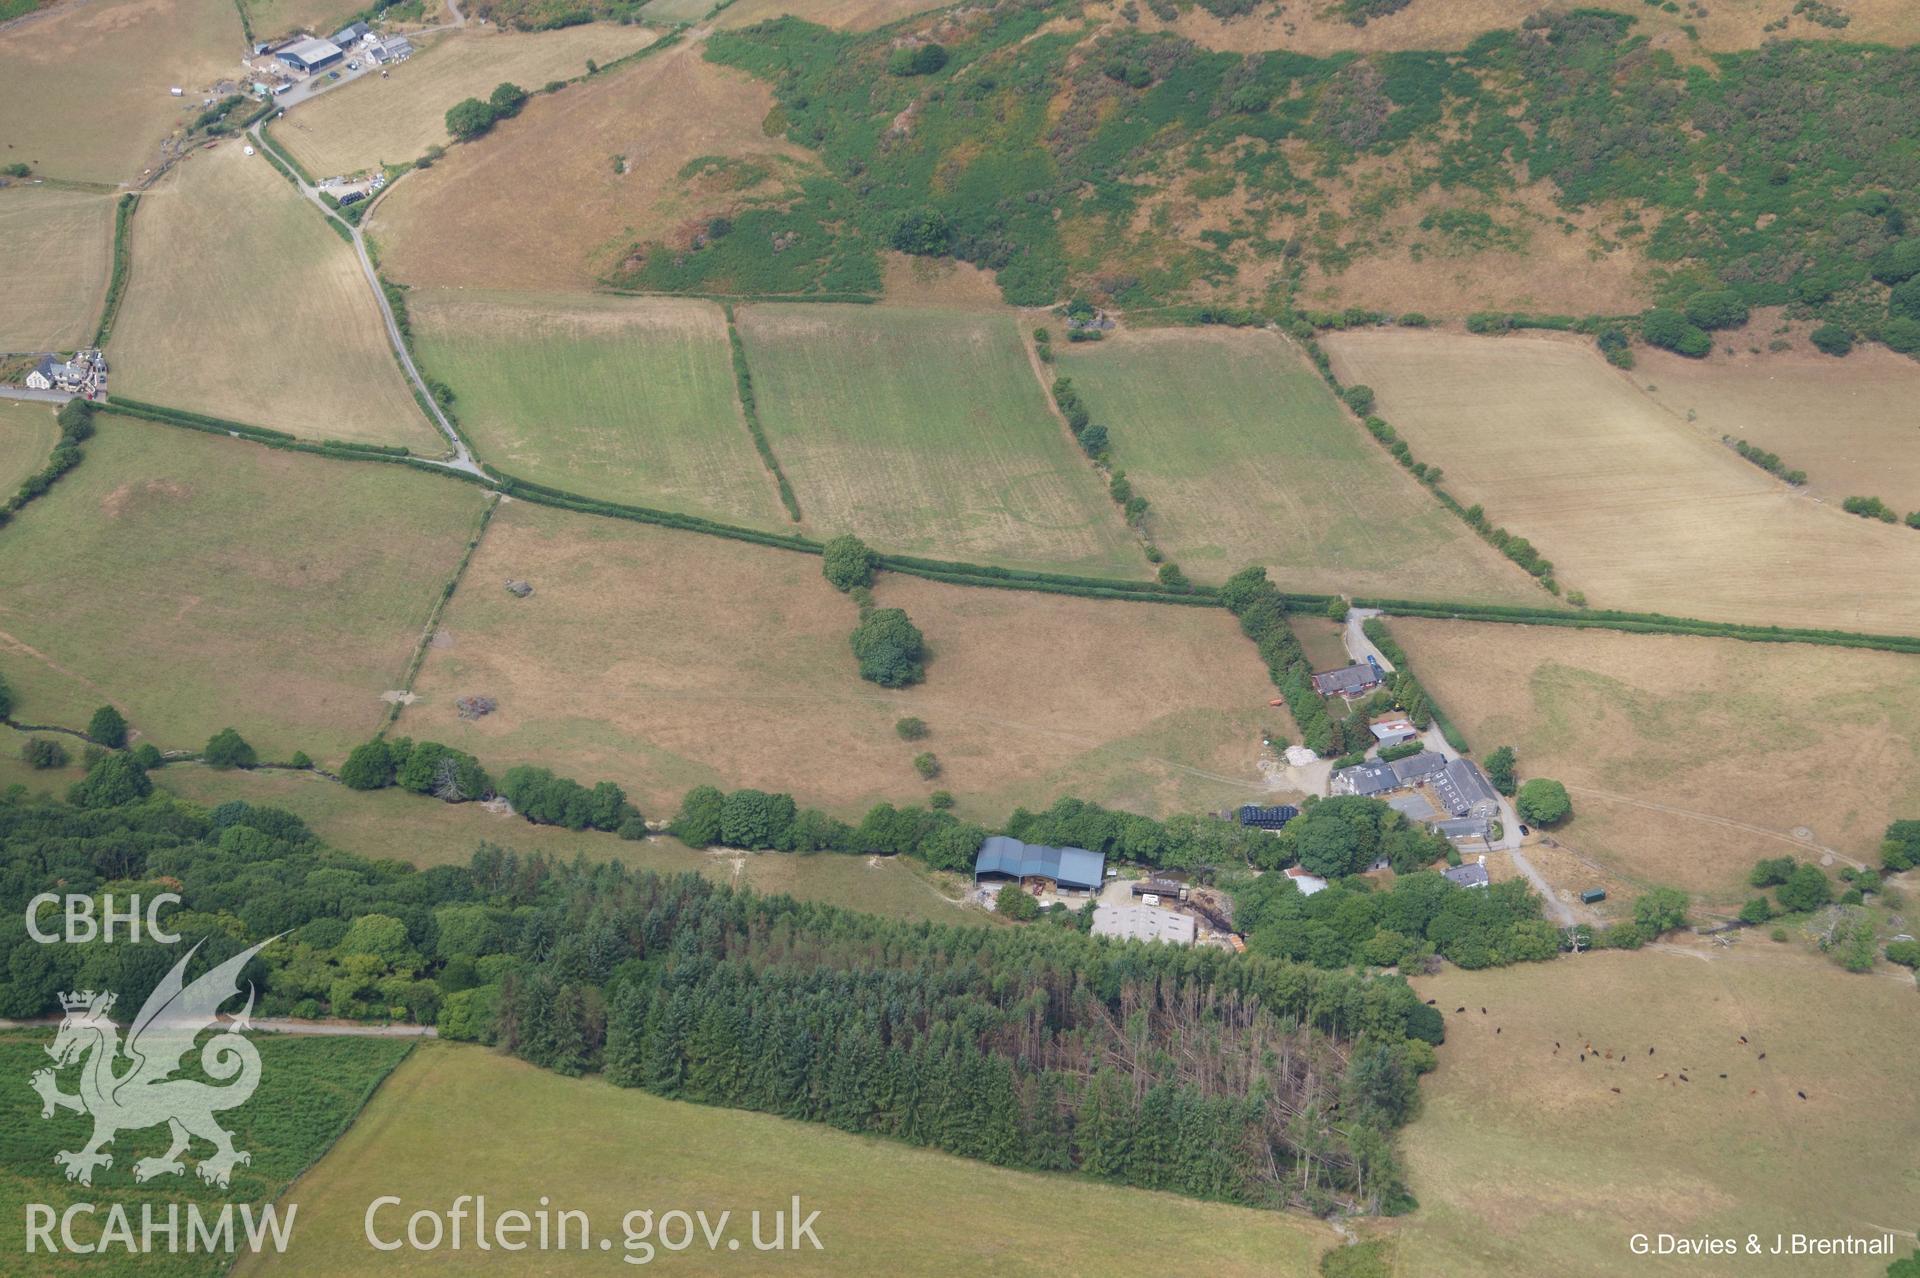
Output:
top-left (1480, 1007), bottom-right (1487, 1014)
top-left (1797, 1090), bottom-right (1807, 1100)
top-left (1580, 1054), bottom-right (1586, 1062)
top-left (1648, 1047), bottom-right (1655, 1056)
top-left (1718, 1074), bottom-right (1727, 1079)
top-left (1738, 1035), bottom-right (1748, 1045)
top-left (1495, 1027), bottom-right (1501, 1035)
top-left (1456, 1007), bottom-right (1466, 1013)
top-left (1758, 1052), bottom-right (1767, 1060)
top-left (1425, 999), bottom-right (1436, 1005)
top-left (1656, 1072), bottom-right (1668, 1080)
top-left (1678, 1074), bottom-right (1690, 1083)
top-left (1610, 1087), bottom-right (1621, 1094)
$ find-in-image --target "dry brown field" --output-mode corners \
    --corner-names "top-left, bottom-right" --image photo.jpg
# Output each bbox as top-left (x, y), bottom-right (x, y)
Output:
top-left (0, 416), bottom-right (488, 764)
top-left (1634, 344), bottom-right (1920, 515)
top-left (0, 186), bottom-right (115, 350)
top-left (402, 498), bottom-right (1284, 822)
top-left (108, 143), bottom-right (442, 450)
top-left (1322, 330), bottom-right (1920, 637)
top-left (1389, 616), bottom-right (1920, 903)
top-left (238, 0), bottom-right (375, 42)
top-left (1120, 0), bottom-right (1920, 55)
top-left (371, 40), bottom-right (807, 291)
top-left (1398, 943), bottom-right (1920, 1277)
top-left (275, 24), bottom-right (659, 177)
top-left (0, 0), bottom-right (243, 184)
top-left (712, 0), bottom-right (953, 29)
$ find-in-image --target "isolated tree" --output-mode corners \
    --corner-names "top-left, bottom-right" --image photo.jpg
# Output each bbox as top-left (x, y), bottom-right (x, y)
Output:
top-left (1640, 308), bottom-right (1711, 358)
top-left (671, 785), bottom-right (726, 847)
top-left (21, 737), bottom-right (69, 769)
top-left (1737, 897), bottom-right (1773, 925)
top-left (1515, 778), bottom-right (1571, 826)
top-left (996, 884), bottom-right (1040, 921)
top-left (1808, 324), bottom-right (1853, 357)
top-left (1775, 863), bottom-right (1833, 913)
top-left (851, 608), bottom-right (927, 687)
top-left (69, 753), bottom-right (152, 809)
top-left (1682, 289), bottom-right (1749, 331)
top-left (488, 81), bottom-right (528, 116)
top-left (821, 533), bottom-right (878, 591)
top-left (913, 752), bottom-right (940, 780)
top-left (1881, 819), bottom-right (1920, 872)
top-left (1632, 886), bottom-right (1690, 937)
top-left (1482, 746), bottom-right (1516, 796)
top-left (1749, 855), bottom-right (1796, 887)
top-left (202, 727), bottom-right (257, 770)
top-left (340, 738), bottom-right (396, 790)
top-left (87, 705), bottom-right (128, 748)
top-left (445, 97), bottom-right (498, 141)
top-left (894, 716), bottom-right (928, 740)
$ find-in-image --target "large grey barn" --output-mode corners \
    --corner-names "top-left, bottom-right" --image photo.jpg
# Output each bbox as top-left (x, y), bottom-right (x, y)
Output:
top-left (973, 835), bottom-right (1105, 892)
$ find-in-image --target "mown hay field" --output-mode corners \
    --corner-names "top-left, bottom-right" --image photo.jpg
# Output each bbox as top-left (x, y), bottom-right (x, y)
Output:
top-left (410, 291), bottom-right (787, 529)
top-left (736, 304), bottom-right (1144, 577)
top-left (372, 40), bottom-right (807, 291)
top-left (1322, 330), bottom-right (1920, 637)
top-left (0, 0), bottom-right (241, 184)
top-left (155, 765), bottom-right (987, 925)
top-left (109, 145), bottom-right (442, 450)
top-left (1387, 616), bottom-right (1920, 903)
top-left (275, 24), bottom-right (660, 177)
top-left (0, 400), bottom-right (59, 495)
top-left (0, 417), bottom-right (488, 763)
top-left (1636, 344), bottom-right (1920, 515)
top-left (0, 186), bottom-right (116, 350)
top-left (234, 1040), bottom-right (1335, 1277)
top-left (402, 498), bottom-right (1280, 823)
top-left (0, 1033), bottom-right (413, 1277)
top-left (1398, 944), bottom-right (1920, 1277)
top-left (1056, 327), bottom-right (1542, 598)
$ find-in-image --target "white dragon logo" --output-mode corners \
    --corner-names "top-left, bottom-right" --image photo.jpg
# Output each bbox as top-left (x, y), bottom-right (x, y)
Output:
top-left (30, 937), bottom-right (277, 1188)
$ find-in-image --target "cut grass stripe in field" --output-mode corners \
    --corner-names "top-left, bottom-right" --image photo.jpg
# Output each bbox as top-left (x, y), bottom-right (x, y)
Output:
top-left (108, 144), bottom-right (442, 452)
top-left (234, 1040), bottom-right (1335, 1277)
top-left (411, 290), bottom-right (788, 529)
top-left (0, 416), bottom-right (488, 764)
top-left (1057, 326), bottom-right (1544, 598)
top-left (736, 304), bottom-right (1146, 578)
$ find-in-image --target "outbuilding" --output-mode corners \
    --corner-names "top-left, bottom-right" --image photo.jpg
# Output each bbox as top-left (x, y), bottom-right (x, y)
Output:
top-left (1311, 660), bottom-right (1383, 698)
top-left (1443, 861), bottom-right (1490, 889)
top-left (277, 37), bottom-right (344, 73)
top-left (973, 835), bottom-right (1105, 893)
top-left (1369, 718), bottom-right (1419, 747)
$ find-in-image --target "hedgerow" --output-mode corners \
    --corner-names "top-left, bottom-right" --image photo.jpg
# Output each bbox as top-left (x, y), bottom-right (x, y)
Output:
top-left (90, 194), bottom-right (139, 346)
top-left (722, 305), bottom-right (802, 520)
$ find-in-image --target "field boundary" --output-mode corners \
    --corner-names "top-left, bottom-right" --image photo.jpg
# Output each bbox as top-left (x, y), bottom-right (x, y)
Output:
top-left (78, 399), bottom-right (1920, 653)
top-left (89, 193), bottom-right (138, 347)
top-left (380, 492), bottom-right (501, 735)
top-left (721, 303), bottom-right (802, 522)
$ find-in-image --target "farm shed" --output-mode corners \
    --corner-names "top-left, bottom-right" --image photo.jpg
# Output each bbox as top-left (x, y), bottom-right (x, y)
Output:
top-left (1238, 803), bottom-right (1299, 830)
top-left (1092, 903), bottom-right (1196, 946)
top-left (1369, 718), bottom-right (1419, 746)
top-left (277, 37), bottom-right (344, 73)
top-left (1432, 816), bottom-right (1491, 842)
top-left (330, 21), bottom-right (371, 45)
top-left (1311, 661), bottom-right (1382, 697)
top-left (973, 835), bottom-right (1105, 893)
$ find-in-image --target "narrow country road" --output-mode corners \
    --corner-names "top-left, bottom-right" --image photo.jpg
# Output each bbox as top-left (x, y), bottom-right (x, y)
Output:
top-left (0, 387), bottom-right (77, 405)
top-left (246, 108), bottom-right (483, 476)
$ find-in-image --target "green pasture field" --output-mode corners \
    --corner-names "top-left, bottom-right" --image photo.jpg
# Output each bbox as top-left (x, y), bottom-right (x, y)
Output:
top-left (0, 187), bottom-right (115, 351)
top-left (0, 400), bottom-right (59, 496)
top-left (1399, 944), bottom-right (1920, 1277)
top-left (735, 304), bottom-right (1144, 577)
top-left (233, 1040), bottom-right (1336, 1276)
top-left (1056, 326), bottom-right (1542, 598)
top-left (154, 765), bottom-right (988, 926)
top-left (0, 1032), bottom-right (412, 1276)
top-left (0, 418), bottom-right (488, 765)
top-left (410, 291), bottom-right (787, 529)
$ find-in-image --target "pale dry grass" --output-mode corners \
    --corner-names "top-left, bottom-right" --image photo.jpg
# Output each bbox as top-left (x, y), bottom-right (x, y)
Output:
top-left (712, 0), bottom-right (953, 31)
top-left (108, 143), bottom-right (442, 450)
top-left (0, 400), bottom-right (59, 494)
top-left (276, 24), bottom-right (659, 177)
top-left (0, 0), bottom-right (243, 184)
top-left (372, 40), bottom-right (805, 291)
top-left (0, 416), bottom-right (488, 763)
top-left (1322, 330), bottom-right (1920, 637)
top-left (402, 498), bottom-right (1280, 822)
top-left (0, 186), bottom-right (115, 349)
top-left (877, 250), bottom-right (1006, 308)
top-left (1388, 616), bottom-right (1920, 901)
top-left (1116, 0), bottom-right (1920, 55)
top-left (1399, 944), bottom-right (1920, 1277)
top-left (1634, 343), bottom-right (1920, 515)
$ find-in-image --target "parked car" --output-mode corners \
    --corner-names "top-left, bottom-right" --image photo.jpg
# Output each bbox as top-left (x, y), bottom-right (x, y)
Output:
top-left (347, 60), bottom-right (359, 70)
